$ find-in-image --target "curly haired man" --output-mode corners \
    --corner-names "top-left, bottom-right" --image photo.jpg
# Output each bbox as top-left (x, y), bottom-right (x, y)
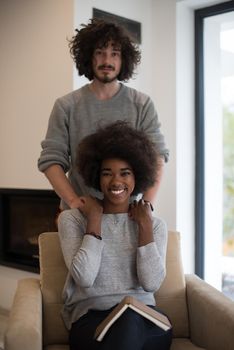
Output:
top-left (38, 19), bottom-right (169, 213)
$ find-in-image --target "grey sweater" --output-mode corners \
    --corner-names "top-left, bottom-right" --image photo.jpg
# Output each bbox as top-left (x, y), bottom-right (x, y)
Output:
top-left (38, 84), bottom-right (169, 208)
top-left (58, 209), bottom-right (168, 330)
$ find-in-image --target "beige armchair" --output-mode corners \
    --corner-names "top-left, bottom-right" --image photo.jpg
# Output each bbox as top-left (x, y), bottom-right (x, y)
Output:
top-left (4, 231), bottom-right (234, 350)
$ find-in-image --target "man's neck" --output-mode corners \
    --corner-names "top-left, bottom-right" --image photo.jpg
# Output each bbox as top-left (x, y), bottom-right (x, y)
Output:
top-left (89, 79), bottom-right (121, 100)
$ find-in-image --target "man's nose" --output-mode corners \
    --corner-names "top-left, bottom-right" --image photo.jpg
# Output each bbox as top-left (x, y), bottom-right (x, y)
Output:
top-left (102, 51), bottom-right (111, 63)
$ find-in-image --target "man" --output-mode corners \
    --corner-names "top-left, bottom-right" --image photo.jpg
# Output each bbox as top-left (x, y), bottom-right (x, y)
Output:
top-left (38, 19), bottom-right (169, 211)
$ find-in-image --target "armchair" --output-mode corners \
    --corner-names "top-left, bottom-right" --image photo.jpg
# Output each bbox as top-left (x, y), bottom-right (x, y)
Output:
top-left (4, 231), bottom-right (234, 350)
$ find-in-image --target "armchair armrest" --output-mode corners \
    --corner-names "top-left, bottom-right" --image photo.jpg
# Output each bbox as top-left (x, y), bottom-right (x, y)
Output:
top-left (186, 274), bottom-right (234, 350)
top-left (5, 278), bottom-right (42, 350)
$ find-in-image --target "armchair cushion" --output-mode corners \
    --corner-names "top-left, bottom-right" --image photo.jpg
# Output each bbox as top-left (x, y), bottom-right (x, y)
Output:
top-left (186, 274), bottom-right (234, 350)
top-left (39, 232), bottom-right (68, 346)
top-left (170, 339), bottom-right (205, 350)
top-left (4, 278), bottom-right (42, 350)
top-left (156, 231), bottom-right (189, 338)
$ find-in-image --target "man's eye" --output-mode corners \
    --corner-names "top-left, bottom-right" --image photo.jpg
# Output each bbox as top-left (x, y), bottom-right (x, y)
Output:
top-left (101, 172), bottom-right (111, 177)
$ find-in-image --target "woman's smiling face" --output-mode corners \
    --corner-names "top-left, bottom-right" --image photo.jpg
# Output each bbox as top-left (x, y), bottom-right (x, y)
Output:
top-left (100, 158), bottom-right (135, 213)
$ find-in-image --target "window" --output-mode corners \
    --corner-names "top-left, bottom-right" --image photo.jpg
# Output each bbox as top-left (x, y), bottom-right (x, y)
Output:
top-left (195, 1), bottom-right (234, 299)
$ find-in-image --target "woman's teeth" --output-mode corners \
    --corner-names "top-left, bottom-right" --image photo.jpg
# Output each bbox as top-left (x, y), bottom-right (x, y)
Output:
top-left (111, 189), bottom-right (125, 195)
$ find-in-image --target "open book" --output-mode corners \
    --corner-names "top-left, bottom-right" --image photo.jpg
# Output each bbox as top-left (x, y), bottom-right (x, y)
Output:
top-left (94, 296), bottom-right (172, 341)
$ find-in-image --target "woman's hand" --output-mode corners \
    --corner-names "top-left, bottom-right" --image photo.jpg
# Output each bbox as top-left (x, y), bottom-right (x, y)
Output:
top-left (129, 199), bottom-right (152, 224)
top-left (129, 199), bottom-right (154, 246)
top-left (79, 196), bottom-right (103, 237)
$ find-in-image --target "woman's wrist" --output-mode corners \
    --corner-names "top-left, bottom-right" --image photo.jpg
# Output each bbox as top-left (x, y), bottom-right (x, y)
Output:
top-left (84, 232), bottom-right (102, 240)
top-left (137, 215), bottom-right (153, 245)
top-left (86, 213), bottom-right (102, 235)
top-left (138, 224), bottom-right (154, 246)
top-left (86, 211), bottom-right (103, 223)
top-left (137, 217), bottom-right (153, 230)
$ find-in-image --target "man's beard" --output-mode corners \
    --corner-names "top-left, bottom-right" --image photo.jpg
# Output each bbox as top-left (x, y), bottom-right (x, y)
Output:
top-left (93, 72), bottom-right (119, 84)
top-left (93, 65), bottom-right (119, 84)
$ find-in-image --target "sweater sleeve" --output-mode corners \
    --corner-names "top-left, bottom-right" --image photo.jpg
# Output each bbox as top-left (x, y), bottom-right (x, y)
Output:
top-left (38, 98), bottom-right (71, 173)
top-left (136, 218), bottom-right (167, 292)
top-left (140, 97), bottom-right (169, 162)
top-left (58, 209), bottom-right (104, 287)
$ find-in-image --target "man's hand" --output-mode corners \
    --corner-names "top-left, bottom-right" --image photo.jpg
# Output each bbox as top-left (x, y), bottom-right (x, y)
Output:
top-left (78, 196), bottom-right (103, 219)
top-left (70, 196), bottom-right (87, 209)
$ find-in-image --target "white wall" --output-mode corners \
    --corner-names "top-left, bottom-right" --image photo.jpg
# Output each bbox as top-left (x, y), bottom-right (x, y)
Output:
top-left (0, 0), bottom-right (73, 190)
top-left (0, 0), bottom-right (73, 310)
top-left (176, 1), bottom-right (196, 274)
top-left (151, 0), bottom-right (177, 231)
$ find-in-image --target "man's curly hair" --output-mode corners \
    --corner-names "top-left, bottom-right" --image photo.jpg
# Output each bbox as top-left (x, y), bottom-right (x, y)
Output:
top-left (69, 19), bottom-right (141, 81)
top-left (76, 121), bottom-right (159, 196)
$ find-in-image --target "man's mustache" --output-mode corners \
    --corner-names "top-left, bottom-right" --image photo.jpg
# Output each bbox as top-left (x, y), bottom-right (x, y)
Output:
top-left (98, 64), bottom-right (115, 70)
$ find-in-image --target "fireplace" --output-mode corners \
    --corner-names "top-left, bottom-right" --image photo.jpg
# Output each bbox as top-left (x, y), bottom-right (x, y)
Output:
top-left (0, 188), bottom-right (60, 272)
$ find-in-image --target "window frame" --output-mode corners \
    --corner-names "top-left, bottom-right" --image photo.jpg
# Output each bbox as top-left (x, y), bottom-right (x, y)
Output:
top-left (195, 0), bottom-right (234, 278)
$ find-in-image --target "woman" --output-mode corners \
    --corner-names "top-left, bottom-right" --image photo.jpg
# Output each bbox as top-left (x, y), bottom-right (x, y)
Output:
top-left (58, 121), bottom-right (172, 350)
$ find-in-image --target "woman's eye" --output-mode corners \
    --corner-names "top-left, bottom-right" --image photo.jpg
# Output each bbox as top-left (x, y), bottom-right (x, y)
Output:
top-left (121, 171), bottom-right (131, 177)
top-left (101, 172), bottom-right (111, 177)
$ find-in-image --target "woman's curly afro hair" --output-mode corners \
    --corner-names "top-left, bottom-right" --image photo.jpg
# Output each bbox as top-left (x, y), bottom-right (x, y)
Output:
top-left (76, 121), bottom-right (159, 196)
top-left (68, 19), bottom-right (141, 81)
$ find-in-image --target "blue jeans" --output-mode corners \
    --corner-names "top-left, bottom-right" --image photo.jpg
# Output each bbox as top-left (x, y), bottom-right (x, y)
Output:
top-left (69, 306), bottom-right (172, 350)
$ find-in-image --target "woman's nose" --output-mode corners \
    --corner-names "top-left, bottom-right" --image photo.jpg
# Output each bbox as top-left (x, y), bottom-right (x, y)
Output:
top-left (110, 175), bottom-right (121, 185)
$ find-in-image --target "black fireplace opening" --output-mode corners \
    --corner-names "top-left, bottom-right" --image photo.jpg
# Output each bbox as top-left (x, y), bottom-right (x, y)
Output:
top-left (0, 188), bottom-right (60, 273)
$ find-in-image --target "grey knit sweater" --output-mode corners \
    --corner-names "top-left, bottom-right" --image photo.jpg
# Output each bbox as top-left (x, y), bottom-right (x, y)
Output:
top-left (58, 209), bottom-right (168, 330)
top-left (38, 84), bottom-right (169, 208)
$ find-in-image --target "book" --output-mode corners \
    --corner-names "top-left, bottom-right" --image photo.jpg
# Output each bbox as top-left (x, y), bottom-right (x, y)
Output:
top-left (94, 296), bottom-right (172, 341)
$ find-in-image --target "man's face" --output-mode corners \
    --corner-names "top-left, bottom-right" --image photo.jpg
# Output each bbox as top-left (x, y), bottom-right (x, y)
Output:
top-left (92, 41), bottom-right (122, 83)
